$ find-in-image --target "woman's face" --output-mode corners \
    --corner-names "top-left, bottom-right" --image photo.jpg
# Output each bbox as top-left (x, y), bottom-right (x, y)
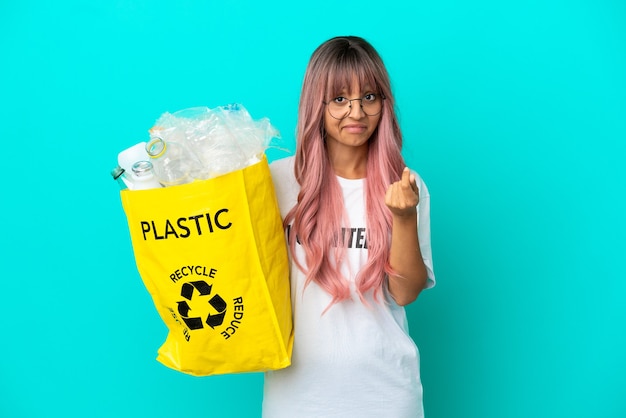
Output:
top-left (323, 79), bottom-right (381, 153)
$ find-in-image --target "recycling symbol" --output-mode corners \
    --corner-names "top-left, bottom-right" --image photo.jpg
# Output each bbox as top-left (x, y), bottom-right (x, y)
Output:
top-left (176, 280), bottom-right (227, 330)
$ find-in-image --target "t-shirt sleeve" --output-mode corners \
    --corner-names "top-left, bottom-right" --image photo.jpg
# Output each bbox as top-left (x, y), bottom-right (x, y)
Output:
top-left (269, 156), bottom-right (298, 218)
top-left (414, 172), bottom-right (436, 289)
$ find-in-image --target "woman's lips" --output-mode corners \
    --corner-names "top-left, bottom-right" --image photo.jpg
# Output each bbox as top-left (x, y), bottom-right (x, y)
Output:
top-left (342, 124), bottom-right (367, 133)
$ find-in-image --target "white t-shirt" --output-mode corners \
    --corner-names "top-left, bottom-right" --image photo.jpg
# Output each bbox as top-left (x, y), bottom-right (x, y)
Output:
top-left (263, 156), bottom-right (435, 418)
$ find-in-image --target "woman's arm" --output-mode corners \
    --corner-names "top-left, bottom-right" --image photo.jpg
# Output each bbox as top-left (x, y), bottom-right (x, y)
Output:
top-left (385, 167), bottom-right (429, 306)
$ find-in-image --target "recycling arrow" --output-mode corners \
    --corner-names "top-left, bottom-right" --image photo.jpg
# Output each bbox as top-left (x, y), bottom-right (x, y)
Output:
top-left (206, 294), bottom-right (227, 328)
top-left (181, 281), bottom-right (212, 300)
top-left (177, 300), bottom-right (204, 330)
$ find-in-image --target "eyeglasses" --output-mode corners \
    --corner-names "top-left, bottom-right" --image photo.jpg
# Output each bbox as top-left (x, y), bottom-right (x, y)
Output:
top-left (323, 93), bottom-right (385, 120)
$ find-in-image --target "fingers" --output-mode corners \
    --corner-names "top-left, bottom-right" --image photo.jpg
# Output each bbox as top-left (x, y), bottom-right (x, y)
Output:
top-left (385, 167), bottom-right (420, 215)
top-left (401, 167), bottom-right (419, 194)
top-left (410, 174), bottom-right (418, 194)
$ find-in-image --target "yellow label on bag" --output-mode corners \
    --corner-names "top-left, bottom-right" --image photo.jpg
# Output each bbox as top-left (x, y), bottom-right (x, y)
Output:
top-left (120, 157), bottom-right (293, 376)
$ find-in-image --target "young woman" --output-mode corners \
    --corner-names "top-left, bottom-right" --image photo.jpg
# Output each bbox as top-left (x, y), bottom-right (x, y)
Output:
top-left (263, 36), bottom-right (435, 418)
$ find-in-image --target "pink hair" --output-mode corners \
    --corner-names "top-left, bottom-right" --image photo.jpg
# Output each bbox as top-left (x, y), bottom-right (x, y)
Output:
top-left (285, 36), bottom-right (405, 305)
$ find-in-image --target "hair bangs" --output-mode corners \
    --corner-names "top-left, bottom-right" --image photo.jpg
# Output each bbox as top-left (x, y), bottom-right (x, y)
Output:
top-left (325, 49), bottom-right (381, 99)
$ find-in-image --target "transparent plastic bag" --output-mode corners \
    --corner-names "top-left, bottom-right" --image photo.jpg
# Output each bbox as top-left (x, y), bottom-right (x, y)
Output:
top-left (147, 104), bottom-right (279, 184)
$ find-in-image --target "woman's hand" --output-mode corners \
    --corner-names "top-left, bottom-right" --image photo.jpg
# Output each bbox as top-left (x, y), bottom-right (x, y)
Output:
top-left (385, 167), bottom-right (419, 217)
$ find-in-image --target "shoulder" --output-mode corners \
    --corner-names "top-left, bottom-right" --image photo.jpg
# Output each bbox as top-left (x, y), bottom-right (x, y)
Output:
top-left (269, 156), bottom-right (295, 178)
top-left (269, 156), bottom-right (298, 216)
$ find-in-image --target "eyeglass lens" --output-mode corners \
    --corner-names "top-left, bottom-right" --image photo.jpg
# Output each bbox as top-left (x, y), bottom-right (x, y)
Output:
top-left (327, 95), bottom-right (382, 120)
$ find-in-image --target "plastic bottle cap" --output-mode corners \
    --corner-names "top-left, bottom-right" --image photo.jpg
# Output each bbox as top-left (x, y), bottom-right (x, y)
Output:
top-left (111, 166), bottom-right (125, 180)
top-left (132, 160), bottom-right (155, 177)
top-left (146, 137), bottom-right (166, 158)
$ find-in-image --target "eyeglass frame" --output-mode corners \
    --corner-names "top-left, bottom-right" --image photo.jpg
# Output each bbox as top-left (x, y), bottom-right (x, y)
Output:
top-left (322, 93), bottom-right (386, 120)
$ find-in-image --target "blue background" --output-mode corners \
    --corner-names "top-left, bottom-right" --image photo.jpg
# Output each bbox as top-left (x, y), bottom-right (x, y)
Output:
top-left (1, 1), bottom-right (625, 417)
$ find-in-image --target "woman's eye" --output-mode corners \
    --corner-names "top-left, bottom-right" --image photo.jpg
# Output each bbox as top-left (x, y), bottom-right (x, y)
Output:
top-left (364, 93), bottom-right (376, 102)
top-left (333, 97), bottom-right (347, 105)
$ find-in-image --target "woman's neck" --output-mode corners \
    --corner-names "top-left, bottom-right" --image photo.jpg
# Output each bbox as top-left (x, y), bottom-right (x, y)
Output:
top-left (326, 143), bottom-right (368, 179)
